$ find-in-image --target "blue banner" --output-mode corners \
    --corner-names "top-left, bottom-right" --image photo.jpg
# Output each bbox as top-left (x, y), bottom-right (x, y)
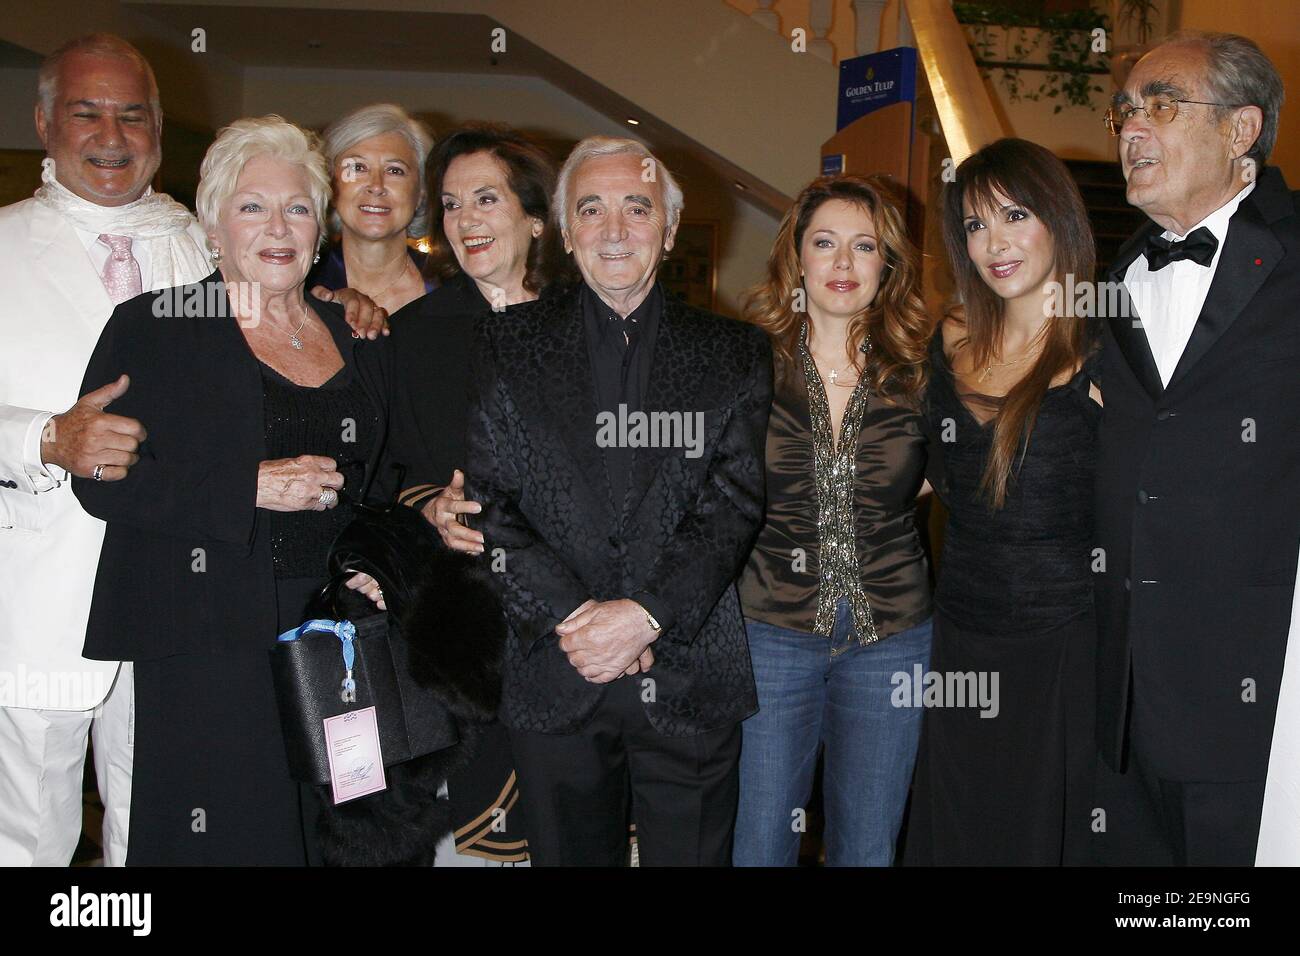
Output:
top-left (836, 46), bottom-right (918, 131)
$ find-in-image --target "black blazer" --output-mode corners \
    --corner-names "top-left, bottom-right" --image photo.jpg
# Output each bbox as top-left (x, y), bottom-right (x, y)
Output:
top-left (73, 272), bottom-right (395, 662)
top-left (465, 282), bottom-right (773, 736)
top-left (1095, 166), bottom-right (1300, 781)
top-left (385, 273), bottom-right (486, 506)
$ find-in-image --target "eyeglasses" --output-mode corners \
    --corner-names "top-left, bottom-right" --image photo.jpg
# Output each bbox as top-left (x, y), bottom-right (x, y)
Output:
top-left (1103, 95), bottom-right (1242, 135)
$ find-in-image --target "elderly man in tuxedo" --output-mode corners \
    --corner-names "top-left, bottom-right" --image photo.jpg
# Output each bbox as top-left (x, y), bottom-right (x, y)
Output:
top-left (1094, 30), bottom-right (1299, 865)
top-left (0, 33), bottom-right (383, 866)
top-left (465, 137), bottom-right (771, 865)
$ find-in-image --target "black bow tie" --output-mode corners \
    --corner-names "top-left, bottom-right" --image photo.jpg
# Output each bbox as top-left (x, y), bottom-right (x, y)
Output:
top-left (1144, 226), bottom-right (1218, 271)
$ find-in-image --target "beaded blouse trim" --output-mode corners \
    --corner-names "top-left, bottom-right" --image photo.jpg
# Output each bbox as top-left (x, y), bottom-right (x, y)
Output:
top-left (798, 324), bottom-right (879, 643)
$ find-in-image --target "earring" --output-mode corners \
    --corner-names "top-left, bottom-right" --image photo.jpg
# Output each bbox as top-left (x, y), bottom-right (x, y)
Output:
top-left (313, 252), bottom-right (321, 264)
top-left (210, 247), bottom-right (221, 262)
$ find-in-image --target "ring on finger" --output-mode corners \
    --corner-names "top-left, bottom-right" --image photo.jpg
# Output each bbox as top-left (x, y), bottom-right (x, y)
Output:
top-left (319, 487), bottom-right (338, 507)
top-left (92, 464), bottom-right (106, 481)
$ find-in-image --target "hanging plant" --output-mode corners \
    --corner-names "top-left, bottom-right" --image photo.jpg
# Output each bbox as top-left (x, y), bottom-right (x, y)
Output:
top-left (953, 2), bottom-right (1110, 113)
top-left (1117, 0), bottom-right (1158, 45)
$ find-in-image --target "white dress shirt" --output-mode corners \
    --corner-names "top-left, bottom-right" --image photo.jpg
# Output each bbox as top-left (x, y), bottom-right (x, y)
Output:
top-left (1123, 181), bottom-right (1255, 386)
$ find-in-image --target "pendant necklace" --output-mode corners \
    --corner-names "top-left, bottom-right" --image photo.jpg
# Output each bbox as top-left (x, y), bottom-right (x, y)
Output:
top-left (976, 354), bottom-right (1030, 384)
top-left (365, 256), bottom-right (414, 305)
top-left (267, 308), bottom-right (309, 350)
top-left (976, 326), bottom-right (1048, 384)
top-left (818, 336), bottom-right (872, 388)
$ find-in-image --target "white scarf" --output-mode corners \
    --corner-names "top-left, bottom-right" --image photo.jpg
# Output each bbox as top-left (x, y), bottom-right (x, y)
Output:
top-left (34, 158), bottom-right (213, 289)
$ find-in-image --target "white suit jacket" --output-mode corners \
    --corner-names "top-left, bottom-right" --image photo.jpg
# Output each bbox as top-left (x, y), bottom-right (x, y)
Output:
top-left (0, 196), bottom-right (209, 710)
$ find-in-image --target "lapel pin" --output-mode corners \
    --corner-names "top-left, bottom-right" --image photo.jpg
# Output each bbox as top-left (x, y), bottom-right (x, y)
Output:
top-left (1254, 258), bottom-right (1263, 266)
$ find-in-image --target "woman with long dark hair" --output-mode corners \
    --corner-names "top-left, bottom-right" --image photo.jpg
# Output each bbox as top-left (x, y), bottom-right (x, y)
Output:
top-left (906, 138), bottom-right (1103, 865)
top-left (735, 174), bottom-right (935, 866)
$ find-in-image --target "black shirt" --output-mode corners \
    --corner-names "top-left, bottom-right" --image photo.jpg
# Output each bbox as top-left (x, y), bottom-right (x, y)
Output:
top-left (579, 281), bottom-right (673, 631)
top-left (581, 281), bottom-right (662, 515)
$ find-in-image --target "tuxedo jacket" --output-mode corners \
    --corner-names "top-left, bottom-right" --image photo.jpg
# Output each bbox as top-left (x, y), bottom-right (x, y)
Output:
top-left (0, 197), bottom-right (209, 709)
top-left (72, 273), bottom-right (395, 663)
top-left (465, 282), bottom-right (772, 736)
top-left (1095, 166), bottom-right (1300, 782)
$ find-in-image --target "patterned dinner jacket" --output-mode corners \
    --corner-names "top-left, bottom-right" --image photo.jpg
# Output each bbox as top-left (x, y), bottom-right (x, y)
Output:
top-left (466, 281), bottom-right (772, 736)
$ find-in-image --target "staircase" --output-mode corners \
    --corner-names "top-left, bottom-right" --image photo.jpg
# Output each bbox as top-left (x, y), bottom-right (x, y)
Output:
top-left (1064, 159), bottom-right (1148, 269)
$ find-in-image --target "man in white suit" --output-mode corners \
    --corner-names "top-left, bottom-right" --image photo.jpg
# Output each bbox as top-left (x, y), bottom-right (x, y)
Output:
top-left (0, 34), bottom-right (216, 867)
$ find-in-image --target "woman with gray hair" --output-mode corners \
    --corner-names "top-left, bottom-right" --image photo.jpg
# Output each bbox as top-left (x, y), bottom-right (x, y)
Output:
top-left (73, 115), bottom-right (395, 865)
top-left (312, 103), bottom-right (436, 314)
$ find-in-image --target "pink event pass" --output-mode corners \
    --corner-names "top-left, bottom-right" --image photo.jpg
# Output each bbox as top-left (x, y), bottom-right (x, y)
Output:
top-left (322, 706), bottom-right (388, 804)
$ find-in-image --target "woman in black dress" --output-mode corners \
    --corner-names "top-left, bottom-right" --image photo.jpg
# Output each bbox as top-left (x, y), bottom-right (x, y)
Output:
top-left (906, 138), bottom-right (1102, 865)
top-left (74, 117), bottom-right (393, 865)
top-left (385, 124), bottom-right (568, 863)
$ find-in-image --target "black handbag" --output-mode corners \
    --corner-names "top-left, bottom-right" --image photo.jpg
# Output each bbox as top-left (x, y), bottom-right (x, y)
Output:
top-left (269, 499), bottom-right (460, 786)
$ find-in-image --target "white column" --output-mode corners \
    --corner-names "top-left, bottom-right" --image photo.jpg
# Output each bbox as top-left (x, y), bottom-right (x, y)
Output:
top-left (898, 0), bottom-right (916, 47)
top-left (809, 0), bottom-right (836, 61)
top-left (853, 0), bottom-right (888, 56)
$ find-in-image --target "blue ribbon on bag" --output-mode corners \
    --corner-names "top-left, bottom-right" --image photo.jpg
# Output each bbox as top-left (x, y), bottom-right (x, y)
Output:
top-left (277, 618), bottom-right (358, 703)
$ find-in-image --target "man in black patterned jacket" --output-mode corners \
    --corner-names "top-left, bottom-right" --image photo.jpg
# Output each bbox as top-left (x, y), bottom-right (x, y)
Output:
top-left (465, 137), bottom-right (771, 866)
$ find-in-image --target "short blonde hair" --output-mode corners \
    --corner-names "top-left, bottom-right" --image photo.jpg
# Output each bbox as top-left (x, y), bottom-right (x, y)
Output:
top-left (196, 115), bottom-right (331, 246)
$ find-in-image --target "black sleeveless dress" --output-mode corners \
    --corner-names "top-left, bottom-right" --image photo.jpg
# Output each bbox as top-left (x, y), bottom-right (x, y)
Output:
top-left (905, 331), bottom-right (1101, 866)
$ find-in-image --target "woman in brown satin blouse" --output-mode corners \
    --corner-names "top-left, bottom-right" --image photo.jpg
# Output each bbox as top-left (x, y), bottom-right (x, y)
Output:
top-left (734, 174), bottom-right (936, 867)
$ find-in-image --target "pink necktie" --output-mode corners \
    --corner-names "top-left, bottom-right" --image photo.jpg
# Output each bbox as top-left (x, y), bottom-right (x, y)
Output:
top-left (99, 234), bottom-right (142, 305)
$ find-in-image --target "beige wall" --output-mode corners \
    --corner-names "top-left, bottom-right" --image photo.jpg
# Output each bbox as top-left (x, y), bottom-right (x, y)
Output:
top-left (727, 0), bottom-right (858, 62)
top-left (242, 67), bottom-right (781, 317)
top-left (1175, 0), bottom-right (1300, 183)
top-left (962, 5), bottom-right (1300, 173)
top-left (726, 2), bottom-right (1117, 162)
top-left (468, 0), bottom-right (836, 203)
top-left (0, 0), bottom-right (244, 131)
top-left (728, 1), bottom-right (1300, 173)
top-left (984, 74), bottom-right (1113, 162)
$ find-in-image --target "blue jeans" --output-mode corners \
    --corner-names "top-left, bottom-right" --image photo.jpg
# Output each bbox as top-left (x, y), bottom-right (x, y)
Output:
top-left (733, 600), bottom-right (932, 866)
